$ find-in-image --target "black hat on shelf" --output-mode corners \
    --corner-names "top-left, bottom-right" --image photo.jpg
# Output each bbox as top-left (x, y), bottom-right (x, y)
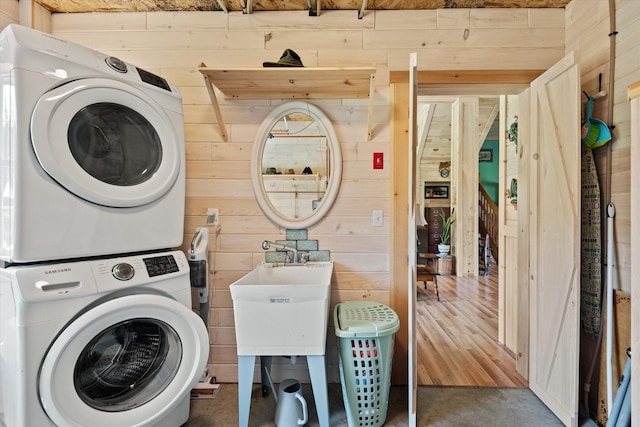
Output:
top-left (263, 49), bottom-right (304, 67)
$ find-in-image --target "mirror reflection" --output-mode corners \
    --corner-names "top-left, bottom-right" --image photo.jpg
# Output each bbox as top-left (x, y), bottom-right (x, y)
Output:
top-left (261, 112), bottom-right (329, 220)
top-left (251, 101), bottom-right (342, 229)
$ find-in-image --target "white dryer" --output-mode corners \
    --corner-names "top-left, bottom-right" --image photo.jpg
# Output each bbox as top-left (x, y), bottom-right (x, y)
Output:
top-left (0, 250), bottom-right (209, 427)
top-left (0, 24), bottom-right (187, 265)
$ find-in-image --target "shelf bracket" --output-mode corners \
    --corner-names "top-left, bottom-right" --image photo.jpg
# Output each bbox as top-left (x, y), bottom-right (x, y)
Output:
top-left (307, 0), bottom-right (320, 16)
top-left (367, 73), bottom-right (375, 141)
top-left (358, 0), bottom-right (368, 19)
top-left (201, 72), bottom-right (228, 142)
top-left (215, 0), bottom-right (228, 13)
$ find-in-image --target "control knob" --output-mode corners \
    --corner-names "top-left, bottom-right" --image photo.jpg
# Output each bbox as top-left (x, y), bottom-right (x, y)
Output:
top-left (112, 263), bottom-right (135, 281)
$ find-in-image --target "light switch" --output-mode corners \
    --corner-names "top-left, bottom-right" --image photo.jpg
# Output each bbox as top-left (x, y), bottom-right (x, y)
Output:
top-left (207, 208), bottom-right (219, 225)
top-left (373, 210), bottom-right (383, 227)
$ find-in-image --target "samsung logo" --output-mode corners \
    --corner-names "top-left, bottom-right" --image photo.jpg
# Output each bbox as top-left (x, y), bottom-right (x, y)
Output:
top-left (44, 268), bottom-right (72, 275)
top-left (270, 297), bottom-right (290, 304)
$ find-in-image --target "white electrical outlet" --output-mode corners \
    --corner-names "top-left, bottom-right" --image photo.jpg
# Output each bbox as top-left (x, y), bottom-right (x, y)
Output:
top-left (372, 210), bottom-right (383, 227)
top-left (207, 208), bottom-right (219, 225)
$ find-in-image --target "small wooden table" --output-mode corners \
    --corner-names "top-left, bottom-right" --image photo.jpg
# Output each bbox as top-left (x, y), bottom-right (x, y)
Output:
top-left (417, 253), bottom-right (440, 301)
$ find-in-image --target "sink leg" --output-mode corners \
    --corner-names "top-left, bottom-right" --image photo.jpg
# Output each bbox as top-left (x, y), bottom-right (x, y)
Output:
top-left (260, 356), bottom-right (272, 397)
top-left (307, 355), bottom-right (329, 427)
top-left (238, 355), bottom-right (255, 427)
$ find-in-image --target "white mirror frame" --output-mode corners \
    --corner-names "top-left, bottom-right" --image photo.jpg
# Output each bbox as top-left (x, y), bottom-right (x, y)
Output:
top-left (251, 101), bottom-right (342, 229)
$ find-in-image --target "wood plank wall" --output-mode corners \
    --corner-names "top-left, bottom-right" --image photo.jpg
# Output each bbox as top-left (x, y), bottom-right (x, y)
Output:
top-left (0, 0), bottom-right (19, 28)
top-left (566, 0), bottom-right (639, 420)
top-left (1, 7), bottom-right (564, 384)
top-left (566, 0), bottom-right (638, 294)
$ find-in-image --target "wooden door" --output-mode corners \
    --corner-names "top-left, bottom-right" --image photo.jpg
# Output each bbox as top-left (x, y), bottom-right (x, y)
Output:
top-left (516, 89), bottom-right (531, 379)
top-left (407, 52), bottom-right (418, 427)
top-left (528, 52), bottom-right (580, 426)
top-left (629, 82), bottom-right (640, 427)
top-left (499, 94), bottom-right (523, 357)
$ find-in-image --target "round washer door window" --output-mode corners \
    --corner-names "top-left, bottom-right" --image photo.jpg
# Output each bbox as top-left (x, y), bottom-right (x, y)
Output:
top-left (31, 78), bottom-right (182, 208)
top-left (39, 294), bottom-right (209, 427)
top-left (74, 318), bottom-right (180, 412)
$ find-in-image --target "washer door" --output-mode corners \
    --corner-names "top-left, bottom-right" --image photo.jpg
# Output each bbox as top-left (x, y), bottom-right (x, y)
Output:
top-left (39, 294), bottom-right (208, 427)
top-left (31, 78), bottom-right (181, 208)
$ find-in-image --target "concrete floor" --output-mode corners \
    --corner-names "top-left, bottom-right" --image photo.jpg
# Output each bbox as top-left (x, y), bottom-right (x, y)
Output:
top-left (185, 383), bottom-right (564, 426)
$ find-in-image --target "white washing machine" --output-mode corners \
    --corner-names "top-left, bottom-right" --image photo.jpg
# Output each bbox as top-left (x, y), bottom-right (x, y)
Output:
top-left (0, 250), bottom-right (209, 427)
top-left (0, 24), bottom-right (187, 265)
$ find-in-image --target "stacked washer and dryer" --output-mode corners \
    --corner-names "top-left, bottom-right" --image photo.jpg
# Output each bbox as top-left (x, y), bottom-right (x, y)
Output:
top-left (0, 24), bottom-right (209, 427)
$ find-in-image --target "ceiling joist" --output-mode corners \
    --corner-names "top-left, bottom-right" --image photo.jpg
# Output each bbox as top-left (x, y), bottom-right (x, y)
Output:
top-left (33, 0), bottom-right (572, 14)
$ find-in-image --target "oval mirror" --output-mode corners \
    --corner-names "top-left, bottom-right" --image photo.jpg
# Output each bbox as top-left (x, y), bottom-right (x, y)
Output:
top-left (251, 101), bottom-right (342, 229)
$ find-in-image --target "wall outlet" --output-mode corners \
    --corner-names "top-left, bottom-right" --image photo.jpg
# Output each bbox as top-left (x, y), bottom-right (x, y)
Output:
top-left (207, 208), bottom-right (219, 225)
top-left (373, 210), bottom-right (383, 227)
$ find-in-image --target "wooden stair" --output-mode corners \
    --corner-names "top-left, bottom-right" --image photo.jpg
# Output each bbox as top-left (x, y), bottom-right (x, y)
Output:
top-left (479, 184), bottom-right (499, 264)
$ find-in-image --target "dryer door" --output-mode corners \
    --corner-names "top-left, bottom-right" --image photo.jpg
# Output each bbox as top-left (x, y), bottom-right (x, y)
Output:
top-left (39, 294), bottom-right (209, 427)
top-left (30, 78), bottom-right (182, 208)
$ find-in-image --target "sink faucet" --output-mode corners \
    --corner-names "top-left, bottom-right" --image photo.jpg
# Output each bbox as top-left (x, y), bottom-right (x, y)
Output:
top-left (262, 240), bottom-right (299, 264)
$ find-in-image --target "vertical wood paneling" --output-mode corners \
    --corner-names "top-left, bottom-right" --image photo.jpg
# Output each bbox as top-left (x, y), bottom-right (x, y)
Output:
top-left (452, 97), bottom-right (480, 277)
top-left (498, 94), bottom-right (519, 353)
top-left (516, 88), bottom-right (531, 379)
top-left (50, 7), bottom-right (566, 384)
top-left (619, 0), bottom-right (640, 422)
top-left (390, 82), bottom-right (409, 385)
top-left (629, 86), bottom-right (640, 427)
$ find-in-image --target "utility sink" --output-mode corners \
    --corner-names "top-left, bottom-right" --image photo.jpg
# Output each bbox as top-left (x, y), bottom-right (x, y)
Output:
top-left (229, 261), bottom-right (333, 356)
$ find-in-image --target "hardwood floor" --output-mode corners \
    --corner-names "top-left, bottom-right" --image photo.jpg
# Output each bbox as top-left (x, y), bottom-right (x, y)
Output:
top-left (416, 264), bottom-right (527, 387)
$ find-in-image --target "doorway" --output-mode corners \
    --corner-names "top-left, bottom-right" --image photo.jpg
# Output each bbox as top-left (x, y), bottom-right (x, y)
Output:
top-left (391, 56), bottom-right (581, 426)
top-left (415, 96), bottom-right (514, 387)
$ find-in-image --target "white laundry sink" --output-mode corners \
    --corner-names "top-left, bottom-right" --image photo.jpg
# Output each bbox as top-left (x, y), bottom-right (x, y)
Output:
top-left (229, 261), bottom-right (333, 356)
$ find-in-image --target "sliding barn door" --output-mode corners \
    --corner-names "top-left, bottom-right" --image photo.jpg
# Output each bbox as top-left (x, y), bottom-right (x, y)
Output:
top-left (528, 52), bottom-right (580, 426)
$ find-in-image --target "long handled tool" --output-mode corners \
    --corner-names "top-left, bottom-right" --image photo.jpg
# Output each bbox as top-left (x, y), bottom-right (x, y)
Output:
top-left (605, 202), bottom-right (616, 416)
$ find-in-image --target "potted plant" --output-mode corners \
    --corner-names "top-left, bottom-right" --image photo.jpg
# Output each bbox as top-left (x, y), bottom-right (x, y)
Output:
top-left (509, 178), bottom-right (518, 208)
top-left (437, 208), bottom-right (454, 256)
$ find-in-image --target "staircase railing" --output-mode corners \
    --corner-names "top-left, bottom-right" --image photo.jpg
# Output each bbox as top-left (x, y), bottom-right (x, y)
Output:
top-left (479, 184), bottom-right (498, 263)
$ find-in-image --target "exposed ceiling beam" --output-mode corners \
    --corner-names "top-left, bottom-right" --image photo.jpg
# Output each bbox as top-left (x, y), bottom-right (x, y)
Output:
top-left (34, 0), bottom-right (571, 13)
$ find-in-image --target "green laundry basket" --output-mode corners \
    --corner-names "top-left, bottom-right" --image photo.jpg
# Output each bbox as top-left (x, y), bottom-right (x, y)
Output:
top-left (334, 301), bottom-right (400, 427)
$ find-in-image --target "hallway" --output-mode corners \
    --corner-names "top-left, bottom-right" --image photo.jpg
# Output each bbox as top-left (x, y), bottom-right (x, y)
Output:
top-left (416, 264), bottom-right (526, 387)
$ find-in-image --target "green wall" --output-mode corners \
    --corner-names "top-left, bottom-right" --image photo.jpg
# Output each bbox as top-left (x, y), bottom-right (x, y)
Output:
top-left (479, 139), bottom-right (499, 205)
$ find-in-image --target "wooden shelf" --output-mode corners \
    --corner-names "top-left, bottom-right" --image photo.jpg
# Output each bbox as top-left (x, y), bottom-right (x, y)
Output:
top-left (199, 66), bottom-right (375, 99)
top-left (629, 81), bottom-right (640, 100)
top-left (198, 65), bottom-right (376, 141)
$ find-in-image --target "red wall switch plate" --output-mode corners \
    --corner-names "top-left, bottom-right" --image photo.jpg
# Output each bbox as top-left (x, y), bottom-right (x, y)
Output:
top-left (373, 152), bottom-right (384, 169)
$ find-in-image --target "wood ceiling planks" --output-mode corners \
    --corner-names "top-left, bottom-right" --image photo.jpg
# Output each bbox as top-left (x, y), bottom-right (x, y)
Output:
top-left (35, 0), bottom-right (571, 13)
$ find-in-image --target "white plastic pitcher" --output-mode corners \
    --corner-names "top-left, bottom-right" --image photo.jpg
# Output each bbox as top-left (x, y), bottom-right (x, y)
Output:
top-left (274, 378), bottom-right (308, 427)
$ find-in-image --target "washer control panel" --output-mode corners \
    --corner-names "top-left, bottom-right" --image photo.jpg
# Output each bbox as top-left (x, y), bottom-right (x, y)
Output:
top-left (143, 254), bottom-right (180, 277)
top-left (90, 251), bottom-right (188, 290)
top-left (105, 56), bottom-right (127, 73)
